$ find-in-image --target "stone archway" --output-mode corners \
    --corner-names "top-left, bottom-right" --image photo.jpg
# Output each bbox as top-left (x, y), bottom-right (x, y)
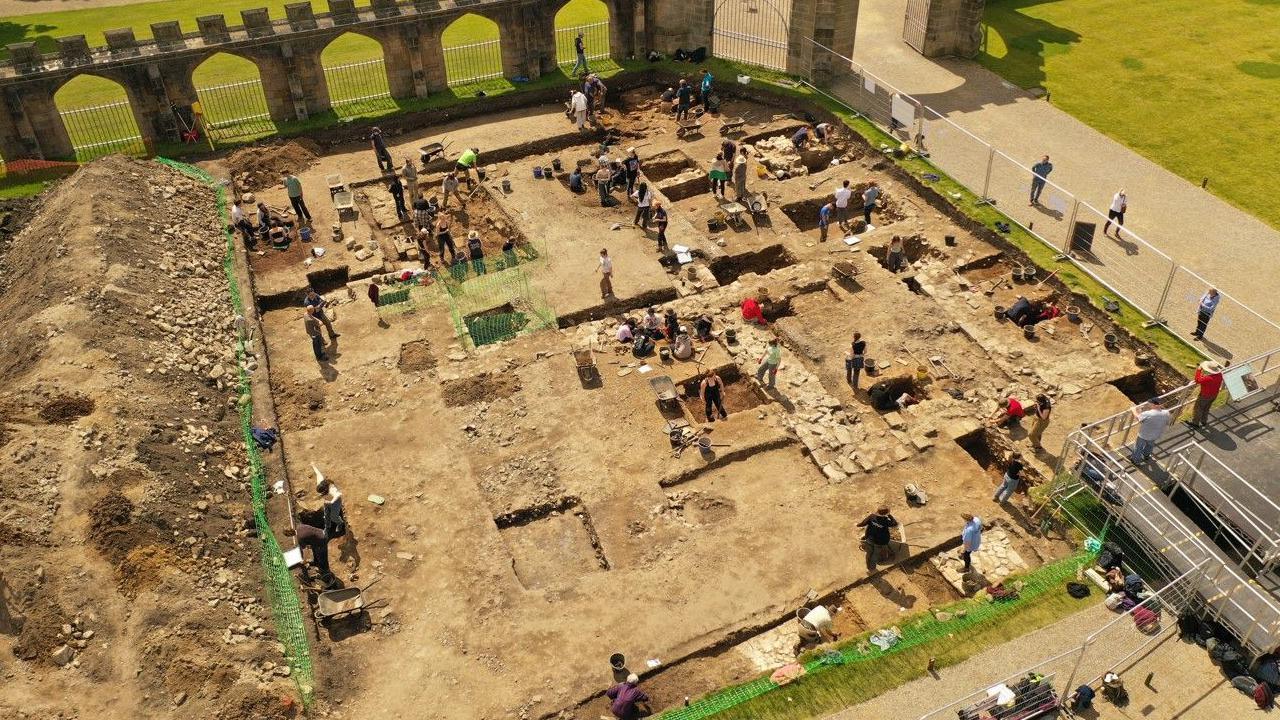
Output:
top-left (440, 13), bottom-right (505, 88)
top-left (191, 52), bottom-right (277, 143)
top-left (53, 74), bottom-right (147, 161)
top-left (711, 0), bottom-right (792, 71)
top-left (320, 31), bottom-right (396, 115)
top-left (553, 0), bottom-right (611, 72)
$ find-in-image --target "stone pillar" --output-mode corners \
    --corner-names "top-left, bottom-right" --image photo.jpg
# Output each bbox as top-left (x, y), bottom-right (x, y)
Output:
top-left (787, 0), bottom-right (817, 77)
top-left (495, 6), bottom-right (541, 80)
top-left (811, 0), bottom-right (858, 83)
top-left (422, 22), bottom-right (449, 92)
top-left (250, 41), bottom-right (330, 122)
top-left (22, 83), bottom-right (75, 159)
top-left (903, 0), bottom-right (985, 59)
top-left (371, 25), bottom-right (427, 100)
top-left (0, 86), bottom-right (48, 159)
top-left (645, 0), bottom-right (709, 54)
top-left (605, 0), bottom-right (635, 60)
top-left (116, 64), bottom-right (176, 152)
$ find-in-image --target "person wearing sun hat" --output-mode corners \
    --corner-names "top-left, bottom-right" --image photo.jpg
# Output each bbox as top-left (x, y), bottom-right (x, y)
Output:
top-left (1188, 359), bottom-right (1225, 428)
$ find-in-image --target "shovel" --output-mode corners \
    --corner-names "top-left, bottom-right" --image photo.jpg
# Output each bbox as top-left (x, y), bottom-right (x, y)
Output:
top-left (808, 176), bottom-right (831, 191)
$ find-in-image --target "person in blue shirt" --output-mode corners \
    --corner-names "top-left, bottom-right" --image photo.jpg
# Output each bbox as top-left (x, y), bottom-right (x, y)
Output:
top-left (960, 513), bottom-right (982, 572)
top-left (1029, 155), bottom-right (1053, 205)
top-left (572, 31), bottom-right (588, 75)
top-left (818, 201), bottom-right (833, 242)
top-left (791, 125), bottom-right (811, 149)
top-left (700, 69), bottom-right (714, 104)
top-left (1193, 288), bottom-right (1219, 340)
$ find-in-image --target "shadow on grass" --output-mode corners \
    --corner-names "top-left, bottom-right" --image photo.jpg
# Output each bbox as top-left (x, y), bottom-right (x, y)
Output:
top-left (977, 0), bottom-right (1083, 90)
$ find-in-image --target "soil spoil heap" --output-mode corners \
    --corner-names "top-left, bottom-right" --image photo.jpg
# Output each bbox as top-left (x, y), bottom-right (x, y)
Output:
top-left (0, 156), bottom-right (296, 720)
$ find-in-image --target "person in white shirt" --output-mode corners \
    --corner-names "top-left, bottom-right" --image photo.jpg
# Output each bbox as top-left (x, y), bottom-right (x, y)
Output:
top-left (833, 179), bottom-right (854, 231)
top-left (230, 199), bottom-right (255, 246)
top-left (1104, 189), bottom-right (1127, 237)
top-left (597, 248), bottom-right (613, 298)
top-left (570, 90), bottom-right (588, 131)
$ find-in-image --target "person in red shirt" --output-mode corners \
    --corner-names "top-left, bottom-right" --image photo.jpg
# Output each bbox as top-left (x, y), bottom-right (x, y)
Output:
top-left (1188, 360), bottom-right (1225, 427)
top-left (987, 396), bottom-right (1025, 428)
top-left (741, 288), bottom-right (769, 326)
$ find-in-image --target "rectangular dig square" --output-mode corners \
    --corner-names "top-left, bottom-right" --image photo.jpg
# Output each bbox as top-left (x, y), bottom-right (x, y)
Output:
top-left (678, 366), bottom-right (768, 418)
top-left (496, 498), bottom-right (609, 591)
top-left (642, 150), bottom-right (698, 181)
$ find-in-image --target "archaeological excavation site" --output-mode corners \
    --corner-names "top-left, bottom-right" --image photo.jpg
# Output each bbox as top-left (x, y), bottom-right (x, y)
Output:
top-left (5, 2), bottom-right (1277, 720)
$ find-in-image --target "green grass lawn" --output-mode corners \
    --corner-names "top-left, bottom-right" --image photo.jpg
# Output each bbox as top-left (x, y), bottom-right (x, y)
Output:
top-left (979, 0), bottom-right (1280, 232)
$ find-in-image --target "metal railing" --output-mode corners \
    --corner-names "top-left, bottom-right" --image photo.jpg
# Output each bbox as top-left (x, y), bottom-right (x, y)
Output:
top-left (322, 57), bottom-right (394, 114)
top-left (711, 0), bottom-right (791, 72)
top-left (555, 21), bottom-right (610, 70)
top-left (58, 100), bottom-right (146, 161)
top-left (195, 78), bottom-right (275, 142)
top-left (801, 37), bottom-right (1280, 363)
top-left (443, 38), bottom-right (504, 87)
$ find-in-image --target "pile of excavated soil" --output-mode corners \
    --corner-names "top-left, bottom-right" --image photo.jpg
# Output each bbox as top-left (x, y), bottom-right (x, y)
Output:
top-left (226, 138), bottom-right (321, 193)
top-left (0, 156), bottom-right (292, 719)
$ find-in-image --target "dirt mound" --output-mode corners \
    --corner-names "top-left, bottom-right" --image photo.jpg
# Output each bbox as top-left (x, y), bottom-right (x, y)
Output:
top-left (398, 339), bottom-right (436, 372)
top-left (0, 156), bottom-right (292, 717)
top-left (227, 139), bottom-right (321, 193)
top-left (442, 372), bottom-right (521, 407)
top-left (38, 394), bottom-right (94, 423)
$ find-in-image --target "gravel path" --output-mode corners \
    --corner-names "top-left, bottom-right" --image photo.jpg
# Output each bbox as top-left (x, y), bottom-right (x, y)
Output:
top-left (825, 602), bottom-right (1252, 720)
top-left (852, 0), bottom-right (1280, 357)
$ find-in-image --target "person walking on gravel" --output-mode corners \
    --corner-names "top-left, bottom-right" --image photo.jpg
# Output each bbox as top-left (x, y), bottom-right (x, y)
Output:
top-left (1193, 287), bottom-right (1219, 340)
top-left (1030, 155), bottom-right (1052, 205)
top-left (1104, 189), bottom-right (1127, 237)
top-left (283, 173), bottom-right (311, 224)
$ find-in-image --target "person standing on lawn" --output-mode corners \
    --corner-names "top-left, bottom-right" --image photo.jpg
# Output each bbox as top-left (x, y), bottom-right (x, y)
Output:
top-left (571, 31), bottom-right (589, 76)
top-left (1103, 189), bottom-right (1127, 237)
top-left (1187, 360), bottom-right (1225, 428)
top-left (1193, 288), bottom-right (1219, 340)
top-left (283, 173), bottom-right (311, 224)
top-left (1029, 155), bottom-right (1052, 205)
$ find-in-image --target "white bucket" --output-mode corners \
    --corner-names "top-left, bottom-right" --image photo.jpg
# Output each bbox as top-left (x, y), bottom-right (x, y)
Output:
top-left (802, 605), bottom-right (833, 634)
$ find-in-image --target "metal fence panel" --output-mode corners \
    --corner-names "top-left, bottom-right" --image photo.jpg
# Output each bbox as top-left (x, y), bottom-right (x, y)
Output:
top-left (59, 100), bottom-right (146, 162)
top-left (1164, 266), bottom-right (1280, 361)
top-left (323, 58), bottom-right (394, 114)
top-left (712, 0), bottom-right (791, 72)
top-left (196, 79), bottom-right (276, 143)
top-left (444, 39), bottom-right (504, 87)
top-left (919, 107), bottom-right (992, 193)
top-left (555, 21), bottom-right (610, 69)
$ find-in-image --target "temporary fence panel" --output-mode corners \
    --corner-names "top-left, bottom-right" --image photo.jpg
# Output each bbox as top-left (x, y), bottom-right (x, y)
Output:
top-left (556, 21), bottom-right (611, 69)
top-left (195, 79), bottom-right (276, 143)
top-left (154, 158), bottom-right (315, 704)
top-left (1163, 265), bottom-right (1280, 361)
top-left (59, 100), bottom-right (147, 161)
top-left (917, 107), bottom-right (995, 200)
top-left (711, 0), bottom-right (792, 72)
top-left (444, 39), bottom-right (504, 87)
top-left (323, 58), bottom-right (395, 115)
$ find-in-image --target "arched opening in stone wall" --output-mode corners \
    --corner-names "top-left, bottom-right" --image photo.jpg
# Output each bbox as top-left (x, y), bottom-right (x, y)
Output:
top-left (321, 32), bottom-right (395, 116)
top-left (54, 75), bottom-right (146, 162)
top-left (554, 0), bottom-right (611, 73)
top-left (192, 53), bottom-right (276, 143)
top-left (712, 0), bottom-right (793, 71)
top-left (441, 13), bottom-right (504, 89)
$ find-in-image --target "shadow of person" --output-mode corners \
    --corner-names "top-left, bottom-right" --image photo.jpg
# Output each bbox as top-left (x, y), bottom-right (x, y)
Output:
top-left (1198, 335), bottom-right (1233, 360)
top-left (338, 531), bottom-right (361, 571)
top-left (1111, 232), bottom-right (1141, 256)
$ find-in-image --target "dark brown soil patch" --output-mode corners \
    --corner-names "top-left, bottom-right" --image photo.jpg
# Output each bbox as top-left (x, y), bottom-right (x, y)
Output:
top-left (269, 375), bottom-right (326, 432)
top-left (441, 372), bottom-right (521, 407)
top-left (226, 139), bottom-right (321, 193)
top-left (38, 394), bottom-right (94, 424)
top-left (10, 596), bottom-right (68, 662)
top-left (398, 339), bottom-right (436, 373)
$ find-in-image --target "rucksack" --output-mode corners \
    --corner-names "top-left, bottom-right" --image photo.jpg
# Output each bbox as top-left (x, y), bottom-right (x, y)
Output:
top-left (1255, 681), bottom-right (1274, 709)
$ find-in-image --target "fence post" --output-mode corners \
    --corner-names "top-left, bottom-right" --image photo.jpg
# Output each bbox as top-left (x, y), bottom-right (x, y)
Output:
top-left (1060, 637), bottom-right (1093, 698)
top-left (979, 145), bottom-right (995, 204)
top-left (1148, 261), bottom-right (1178, 327)
top-left (1062, 199), bottom-right (1079, 255)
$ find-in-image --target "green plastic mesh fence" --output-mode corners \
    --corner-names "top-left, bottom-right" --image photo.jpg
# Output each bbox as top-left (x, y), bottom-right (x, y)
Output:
top-left (658, 545), bottom-right (1100, 720)
top-left (445, 267), bottom-right (557, 348)
top-left (156, 158), bottom-right (315, 706)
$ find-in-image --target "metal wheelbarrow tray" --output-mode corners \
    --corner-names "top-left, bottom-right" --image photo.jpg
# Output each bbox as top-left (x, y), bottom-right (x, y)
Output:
top-left (315, 585), bottom-right (365, 622)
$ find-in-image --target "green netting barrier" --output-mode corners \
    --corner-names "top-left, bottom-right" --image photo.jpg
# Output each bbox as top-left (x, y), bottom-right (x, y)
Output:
top-left (446, 267), bottom-right (557, 349)
top-left (659, 545), bottom-right (1101, 720)
top-left (156, 157), bottom-right (315, 706)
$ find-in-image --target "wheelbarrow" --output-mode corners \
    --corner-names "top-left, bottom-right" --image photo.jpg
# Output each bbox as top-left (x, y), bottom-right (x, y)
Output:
top-left (719, 116), bottom-right (747, 135)
top-left (650, 375), bottom-right (680, 410)
top-left (312, 577), bottom-right (381, 625)
top-left (742, 191), bottom-right (769, 216)
top-left (418, 140), bottom-right (451, 166)
top-left (675, 117), bottom-right (704, 138)
top-left (574, 348), bottom-right (599, 385)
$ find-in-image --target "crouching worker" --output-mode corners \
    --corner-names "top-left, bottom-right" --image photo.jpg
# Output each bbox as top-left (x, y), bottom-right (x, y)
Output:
top-left (606, 674), bottom-right (652, 720)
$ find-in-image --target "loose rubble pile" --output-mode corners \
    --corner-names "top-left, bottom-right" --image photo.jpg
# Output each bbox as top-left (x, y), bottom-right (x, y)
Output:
top-left (226, 139), bottom-right (320, 193)
top-left (0, 157), bottom-right (293, 720)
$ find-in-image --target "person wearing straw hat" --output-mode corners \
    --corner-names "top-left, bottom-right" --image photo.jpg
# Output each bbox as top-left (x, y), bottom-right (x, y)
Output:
top-left (1188, 360), bottom-right (1225, 428)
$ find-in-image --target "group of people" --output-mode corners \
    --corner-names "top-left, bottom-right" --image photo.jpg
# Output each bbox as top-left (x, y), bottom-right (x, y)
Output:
top-left (290, 473), bottom-right (349, 590)
top-left (818, 180), bottom-right (881, 242)
top-left (568, 71), bottom-right (609, 130)
top-left (661, 69), bottom-right (716, 120)
top-left (985, 394), bottom-right (1053, 450)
